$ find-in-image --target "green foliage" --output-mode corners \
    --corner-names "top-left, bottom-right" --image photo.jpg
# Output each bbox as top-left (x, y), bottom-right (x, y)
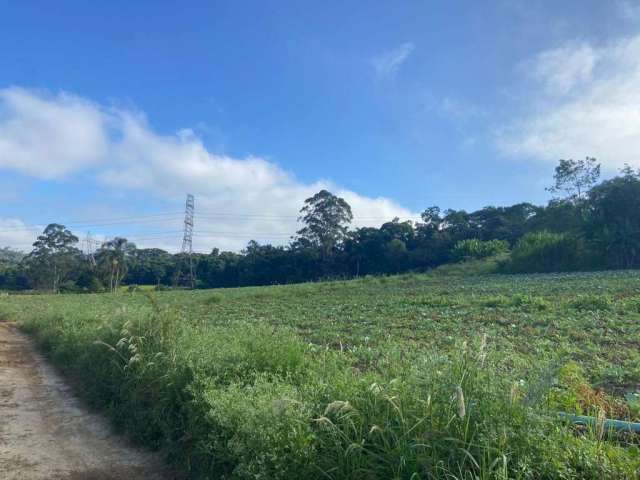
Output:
top-left (507, 231), bottom-right (584, 273)
top-left (0, 303), bottom-right (11, 322)
top-left (452, 238), bottom-right (509, 262)
top-left (547, 156), bottom-right (601, 200)
top-left (570, 294), bottom-right (614, 311)
top-left (88, 276), bottom-right (105, 293)
top-left (623, 296), bottom-right (640, 314)
top-left (510, 293), bottom-right (550, 311)
top-left (6, 271), bottom-right (640, 478)
top-left (549, 362), bottom-right (591, 414)
top-left (203, 293), bottom-right (223, 305)
top-left (96, 237), bottom-right (137, 292)
top-left (626, 393), bottom-right (640, 419)
top-left (0, 247), bottom-right (24, 266)
top-left (430, 255), bottom-right (504, 276)
top-left (479, 295), bottom-right (511, 308)
top-left (24, 223), bottom-right (81, 292)
top-left (585, 171), bottom-right (640, 269)
top-left (295, 189), bottom-right (353, 258)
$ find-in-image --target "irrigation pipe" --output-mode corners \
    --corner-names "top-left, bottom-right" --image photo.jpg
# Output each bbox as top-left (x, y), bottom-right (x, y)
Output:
top-left (559, 412), bottom-right (640, 433)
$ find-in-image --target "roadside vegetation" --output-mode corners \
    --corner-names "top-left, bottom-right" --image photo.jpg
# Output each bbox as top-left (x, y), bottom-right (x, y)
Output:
top-left (3, 270), bottom-right (640, 478)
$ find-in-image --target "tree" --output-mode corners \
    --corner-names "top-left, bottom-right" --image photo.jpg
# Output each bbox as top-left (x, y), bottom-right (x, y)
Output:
top-left (584, 168), bottom-right (640, 268)
top-left (420, 206), bottom-right (443, 230)
top-left (0, 248), bottom-right (29, 291)
top-left (0, 247), bottom-right (24, 266)
top-left (296, 190), bottom-right (353, 261)
top-left (547, 157), bottom-right (601, 201)
top-left (128, 248), bottom-right (173, 286)
top-left (468, 203), bottom-right (538, 244)
top-left (25, 224), bottom-right (81, 292)
top-left (96, 237), bottom-right (136, 292)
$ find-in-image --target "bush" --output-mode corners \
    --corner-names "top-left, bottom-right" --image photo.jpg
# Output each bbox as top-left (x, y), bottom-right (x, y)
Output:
top-left (430, 255), bottom-right (505, 276)
top-left (88, 277), bottom-right (105, 293)
top-left (451, 239), bottom-right (509, 262)
top-left (506, 231), bottom-right (585, 273)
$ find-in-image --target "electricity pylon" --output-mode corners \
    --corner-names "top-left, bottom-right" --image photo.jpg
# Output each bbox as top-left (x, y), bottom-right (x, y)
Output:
top-left (178, 194), bottom-right (195, 288)
top-left (84, 232), bottom-right (102, 267)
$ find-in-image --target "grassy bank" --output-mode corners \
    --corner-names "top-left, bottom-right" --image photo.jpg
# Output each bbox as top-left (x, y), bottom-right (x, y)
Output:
top-left (2, 271), bottom-right (640, 478)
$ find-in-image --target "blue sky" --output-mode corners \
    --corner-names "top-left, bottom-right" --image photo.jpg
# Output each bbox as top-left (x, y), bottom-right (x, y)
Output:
top-left (1, 0), bottom-right (640, 252)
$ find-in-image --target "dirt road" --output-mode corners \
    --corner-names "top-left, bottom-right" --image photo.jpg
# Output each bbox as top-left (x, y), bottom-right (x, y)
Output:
top-left (0, 322), bottom-right (178, 480)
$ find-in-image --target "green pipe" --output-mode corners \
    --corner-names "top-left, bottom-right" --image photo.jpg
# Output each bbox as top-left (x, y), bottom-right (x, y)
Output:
top-left (559, 412), bottom-right (640, 433)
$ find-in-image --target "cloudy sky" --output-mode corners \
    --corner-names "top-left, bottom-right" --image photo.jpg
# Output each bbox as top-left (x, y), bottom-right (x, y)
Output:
top-left (1, 1), bottom-right (640, 252)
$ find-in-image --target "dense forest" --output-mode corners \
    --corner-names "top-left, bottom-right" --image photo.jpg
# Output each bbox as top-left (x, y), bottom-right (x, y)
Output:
top-left (2, 158), bottom-right (640, 293)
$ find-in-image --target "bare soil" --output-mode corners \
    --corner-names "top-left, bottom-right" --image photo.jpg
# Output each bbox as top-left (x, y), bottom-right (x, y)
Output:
top-left (0, 322), bottom-right (179, 480)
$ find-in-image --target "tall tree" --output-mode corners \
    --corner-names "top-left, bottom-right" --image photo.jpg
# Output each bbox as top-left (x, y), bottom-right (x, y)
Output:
top-left (296, 190), bottom-right (353, 261)
top-left (25, 224), bottom-right (81, 292)
top-left (584, 167), bottom-right (640, 268)
top-left (97, 237), bottom-right (136, 292)
top-left (547, 157), bottom-right (601, 201)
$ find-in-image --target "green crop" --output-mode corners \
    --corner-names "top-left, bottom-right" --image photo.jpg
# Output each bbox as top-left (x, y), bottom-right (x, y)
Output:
top-left (2, 270), bottom-right (640, 479)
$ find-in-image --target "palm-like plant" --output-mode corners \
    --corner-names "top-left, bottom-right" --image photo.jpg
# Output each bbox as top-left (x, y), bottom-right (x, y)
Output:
top-left (97, 237), bottom-right (137, 292)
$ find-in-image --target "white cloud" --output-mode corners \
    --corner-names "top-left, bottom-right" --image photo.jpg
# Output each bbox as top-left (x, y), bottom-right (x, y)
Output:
top-left (0, 218), bottom-right (40, 251)
top-left (100, 110), bottom-right (416, 251)
top-left (0, 88), bottom-right (417, 251)
top-left (371, 42), bottom-right (415, 79)
top-left (525, 42), bottom-right (599, 96)
top-left (0, 87), bottom-right (109, 178)
top-left (497, 34), bottom-right (640, 170)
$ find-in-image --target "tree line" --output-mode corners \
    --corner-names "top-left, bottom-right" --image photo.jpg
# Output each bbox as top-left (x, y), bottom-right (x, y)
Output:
top-left (2, 158), bottom-right (640, 293)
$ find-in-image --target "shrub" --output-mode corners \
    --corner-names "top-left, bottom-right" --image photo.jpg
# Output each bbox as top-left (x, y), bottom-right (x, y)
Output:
top-left (507, 231), bottom-right (584, 273)
top-left (451, 238), bottom-right (509, 262)
top-left (88, 277), bottom-right (105, 293)
top-left (430, 256), bottom-right (504, 276)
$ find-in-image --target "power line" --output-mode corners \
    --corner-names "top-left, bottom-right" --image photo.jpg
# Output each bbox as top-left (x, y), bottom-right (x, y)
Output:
top-left (1, 209), bottom-right (422, 233)
top-left (194, 213), bottom-right (423, 220)
top-left (0, 214), bottom-right (184, 232)
top-left (195, 231), bottom-right (294, 237)
top-left (60, 212), bottom-right (184, 224)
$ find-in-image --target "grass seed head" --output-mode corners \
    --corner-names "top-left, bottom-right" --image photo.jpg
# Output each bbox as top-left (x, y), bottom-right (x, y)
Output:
top-left (456, 386), bottom-right (466, 419)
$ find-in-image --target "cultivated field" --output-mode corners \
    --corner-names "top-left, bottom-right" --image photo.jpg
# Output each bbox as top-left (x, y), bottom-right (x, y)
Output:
top-left (2, 270), bottom-right (640, 478)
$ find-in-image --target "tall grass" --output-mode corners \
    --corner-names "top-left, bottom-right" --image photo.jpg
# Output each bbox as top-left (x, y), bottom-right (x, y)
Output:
top-left (16, 294), bottom-right (640, 479)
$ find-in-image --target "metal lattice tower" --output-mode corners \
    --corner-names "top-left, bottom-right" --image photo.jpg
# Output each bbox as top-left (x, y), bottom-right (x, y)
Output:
top-left (180, 194), bottom-right (195, 288)
top-left (84, 231), bottom-right (102, 267)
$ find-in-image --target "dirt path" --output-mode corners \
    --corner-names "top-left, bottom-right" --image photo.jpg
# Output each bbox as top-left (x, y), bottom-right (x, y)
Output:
top-left (0, 322), bottom-right (179, 480)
